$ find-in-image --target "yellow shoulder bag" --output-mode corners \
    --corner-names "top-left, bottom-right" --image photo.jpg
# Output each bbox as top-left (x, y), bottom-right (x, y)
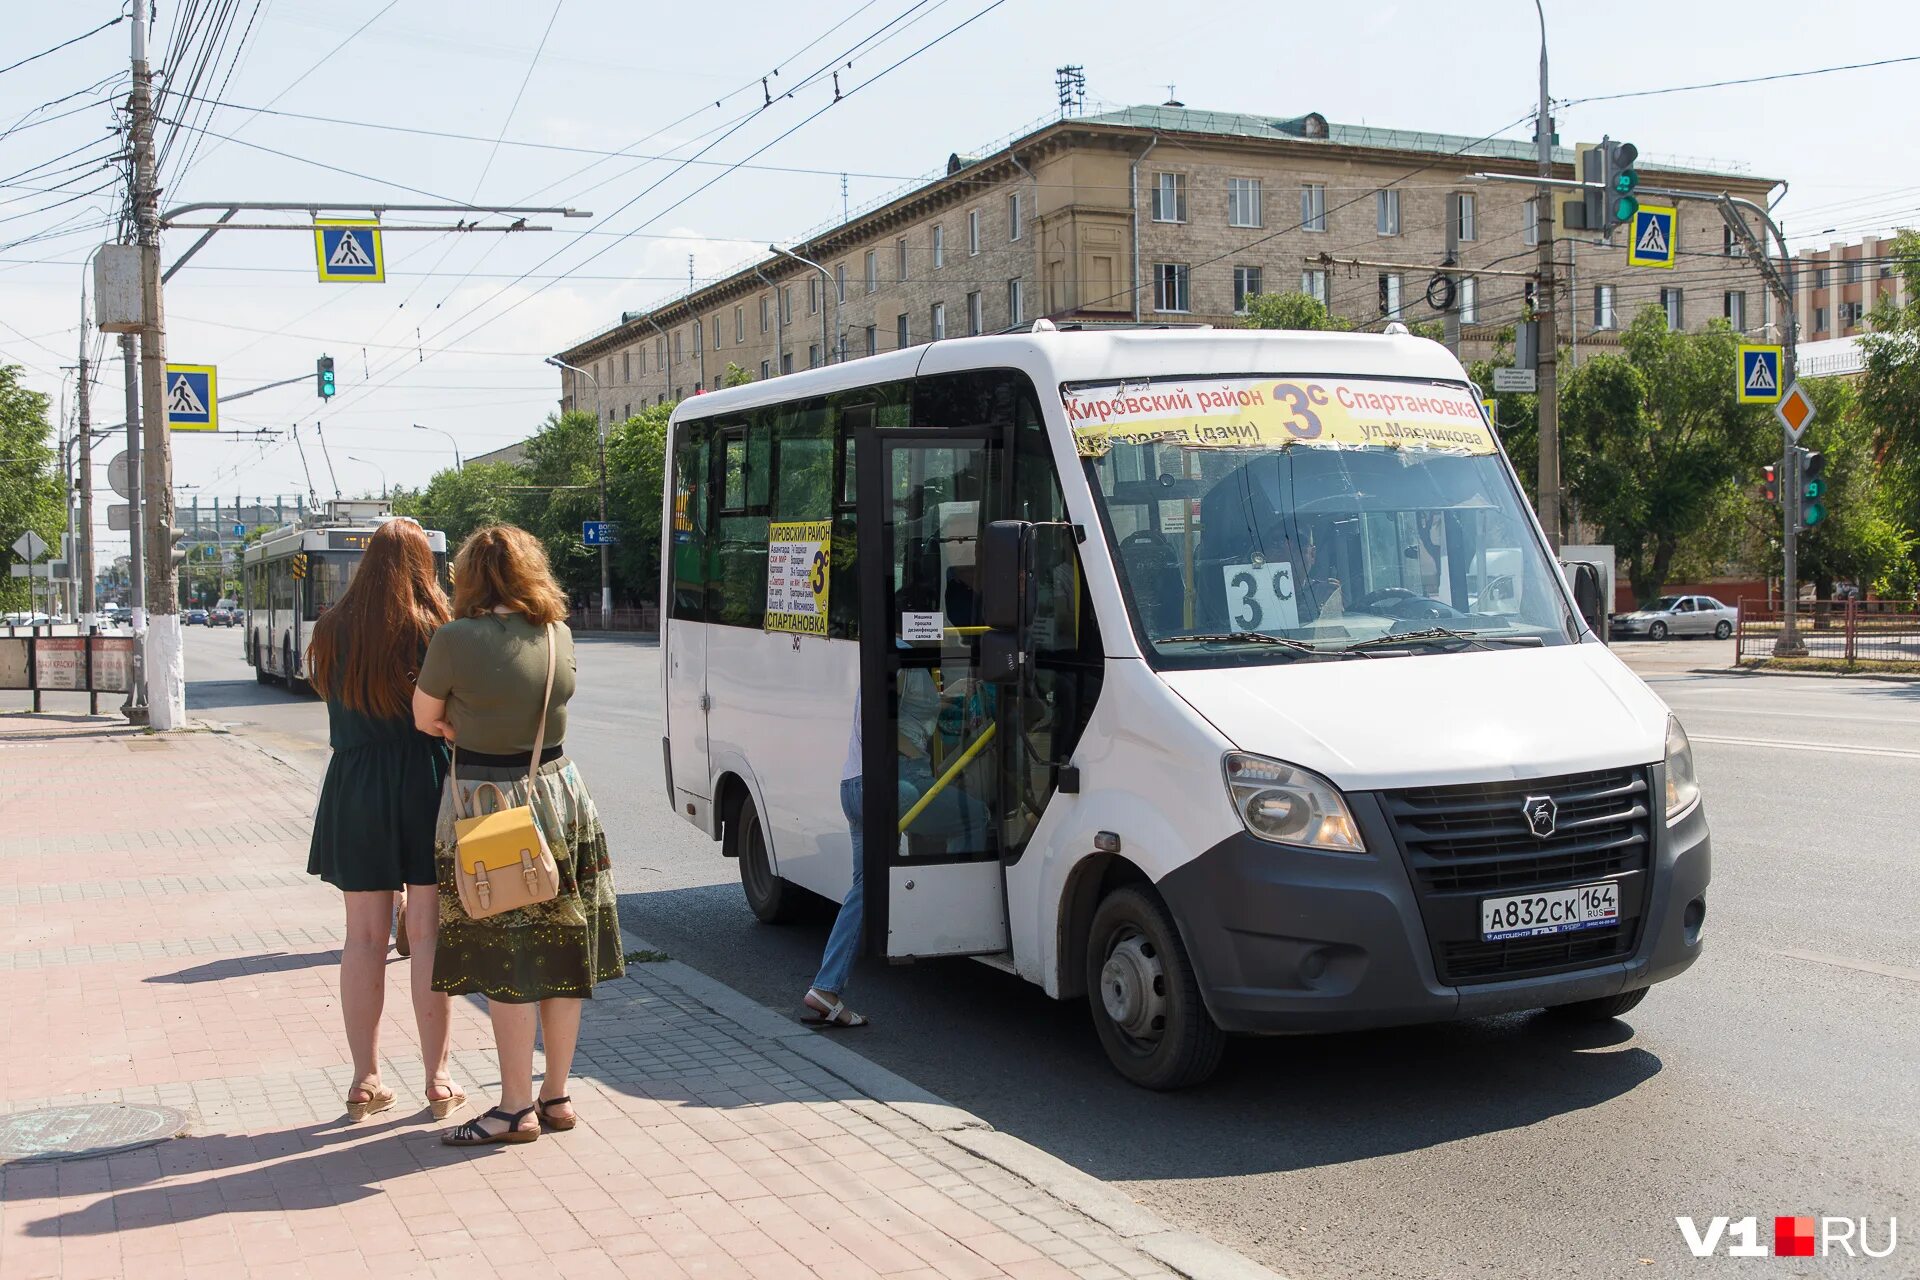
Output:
top-left (449, 622), bottom-right (561, 919)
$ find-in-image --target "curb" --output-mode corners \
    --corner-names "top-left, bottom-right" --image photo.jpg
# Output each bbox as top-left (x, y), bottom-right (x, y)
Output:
top-left (1710, 664), bottom-right (1920, 684)
top-left (619, 927), bottom-right (1289, 1280)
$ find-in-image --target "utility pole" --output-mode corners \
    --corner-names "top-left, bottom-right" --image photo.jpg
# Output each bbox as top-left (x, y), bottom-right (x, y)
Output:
top-left (1533, 0), bottom-right (1561, 552)
top-left (77, 330), bottom-right (96, 625)
top-left (120, 333), bottom-right (145, 721)
top-left (130, 2), bottom-right (184, 728)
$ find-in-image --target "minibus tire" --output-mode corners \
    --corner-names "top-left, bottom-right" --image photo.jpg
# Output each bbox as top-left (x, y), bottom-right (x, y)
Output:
top-left (735, 799), bottom-right (799, 924)
top-left (1545, 987), bottom-right (1647, 1023)
top-left (1085, 886), bottom-right (1226, 1090)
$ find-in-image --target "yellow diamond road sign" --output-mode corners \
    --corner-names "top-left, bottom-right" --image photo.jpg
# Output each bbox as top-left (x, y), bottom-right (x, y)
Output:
top-left (1775, 381), bottom-right (1816, 441)
top-left (314, 217), bottom-right (384, 283)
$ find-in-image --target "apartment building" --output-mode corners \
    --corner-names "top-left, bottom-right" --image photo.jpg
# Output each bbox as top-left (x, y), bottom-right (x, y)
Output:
top-left (553, 104), bottom-right (1778, 420)
top-left (1794, 233), bottom-right (1913, 343)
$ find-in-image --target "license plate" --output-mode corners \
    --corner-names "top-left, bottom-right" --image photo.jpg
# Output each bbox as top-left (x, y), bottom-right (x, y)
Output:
top-left (1480, 880), bottom-right (1620, 942)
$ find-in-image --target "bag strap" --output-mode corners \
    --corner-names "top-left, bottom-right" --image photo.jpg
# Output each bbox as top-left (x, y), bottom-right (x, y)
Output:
top-left (449, 620), bottom-right (560, 819)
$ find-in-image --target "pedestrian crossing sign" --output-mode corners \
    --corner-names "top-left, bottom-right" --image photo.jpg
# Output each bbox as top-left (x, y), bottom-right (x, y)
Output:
top-left (1737, 344), bottom-right (1785, 404)
top-left (313, 217), bottom-right (384, 283)
top-left (1627, 204), bottom-right (1677, 269)
top-left (163, 363), bottom-right (218, 431)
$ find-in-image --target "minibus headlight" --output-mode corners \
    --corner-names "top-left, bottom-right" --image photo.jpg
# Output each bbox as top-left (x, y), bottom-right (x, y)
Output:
top-left (1223, 753), bottom-right (1365, 853)
top-left (1665, 715), bottom-right (1701, 821)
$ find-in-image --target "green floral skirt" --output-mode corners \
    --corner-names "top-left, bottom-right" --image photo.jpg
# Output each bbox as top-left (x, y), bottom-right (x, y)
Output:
top-left (431, 754), bottom-right (625, 1003)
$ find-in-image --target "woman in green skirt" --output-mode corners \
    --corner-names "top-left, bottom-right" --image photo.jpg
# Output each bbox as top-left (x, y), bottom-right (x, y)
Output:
top-left (306, 518), bottom-right (463, 1122)
top-left (414, 524), bottom-right (623, 1145)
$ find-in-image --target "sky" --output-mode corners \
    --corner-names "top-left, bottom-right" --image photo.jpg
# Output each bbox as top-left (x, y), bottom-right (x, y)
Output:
top-left (3, 0), bottom-right (1917, 563)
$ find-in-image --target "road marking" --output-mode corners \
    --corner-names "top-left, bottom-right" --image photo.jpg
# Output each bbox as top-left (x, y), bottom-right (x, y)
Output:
top-left (1779, 948), bottom-right (1920, 986)
top-left (1690, 733), bottom-right (1920, 760)
top-left (1668, 704), bottom-right (1920, 727)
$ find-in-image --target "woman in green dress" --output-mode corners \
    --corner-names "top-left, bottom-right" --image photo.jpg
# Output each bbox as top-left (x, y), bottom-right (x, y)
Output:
top-left (413, 524), bottom-right (623, 1145)
top-left (306, 517), bottom-right (463, 1122)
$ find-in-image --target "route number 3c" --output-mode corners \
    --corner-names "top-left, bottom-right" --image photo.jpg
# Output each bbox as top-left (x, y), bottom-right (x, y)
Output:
top-left (1222, 561), bottom-right (1300, 631)
top-left (1271, 381), bottom-right (1329, 439)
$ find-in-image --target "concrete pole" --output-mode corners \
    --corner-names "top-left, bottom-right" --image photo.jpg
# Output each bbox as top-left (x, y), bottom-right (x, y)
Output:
top-left (77, 336), bottom-right (96, 624)
top-left (120, 333), bottom-right (145, 720)
top-left (1533, 0), bottom-right (1562, 553)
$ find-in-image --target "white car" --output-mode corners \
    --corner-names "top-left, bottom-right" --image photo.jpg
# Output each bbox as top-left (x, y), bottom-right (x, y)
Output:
top-left (1611, 594), bottom-right (1739, 641)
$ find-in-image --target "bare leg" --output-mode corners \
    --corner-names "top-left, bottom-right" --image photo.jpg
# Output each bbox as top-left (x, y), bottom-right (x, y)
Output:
top-left (537, 998), bottom-right (582, 1123)
top-left (403, 885), bottom-right (455, 1103)
top-left (467, 999), bottom-right (539, 1138)
top-left (341, 891), bottom-right (394, 1099)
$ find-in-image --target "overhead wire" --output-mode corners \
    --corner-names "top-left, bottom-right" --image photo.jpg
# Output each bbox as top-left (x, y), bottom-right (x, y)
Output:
top-left (0, 13), bottom-right (126, 79)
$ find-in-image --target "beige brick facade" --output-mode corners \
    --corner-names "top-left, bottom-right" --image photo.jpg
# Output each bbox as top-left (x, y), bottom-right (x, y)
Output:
top-left (556, 106), bottom-right (1780, 419)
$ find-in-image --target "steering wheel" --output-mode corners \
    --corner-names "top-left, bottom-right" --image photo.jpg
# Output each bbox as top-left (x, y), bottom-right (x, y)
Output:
top-left (1358, 587), bottom-right (1455, 620)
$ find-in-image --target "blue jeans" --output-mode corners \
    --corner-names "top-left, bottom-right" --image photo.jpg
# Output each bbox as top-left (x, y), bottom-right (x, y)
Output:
top-left (811, 767), bottom-right (988, 997)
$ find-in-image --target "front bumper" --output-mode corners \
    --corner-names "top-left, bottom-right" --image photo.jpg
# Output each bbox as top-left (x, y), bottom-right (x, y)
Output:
top-left (1154, 783), bottom-right (1711, 1034)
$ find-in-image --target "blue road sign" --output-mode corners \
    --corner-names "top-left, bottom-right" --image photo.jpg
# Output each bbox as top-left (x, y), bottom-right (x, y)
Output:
top-left (314, 218), bottom-right (385, 283)
top-left (583, 520), bottom-right (619, 547)
top-left (1627, 204), bottom-right (1677, 269)
top-left (163, 363), bottom-right (218, 431)
top-left (1737, 344), bottom-right (1784, 404)
top-left (232, 523), bottom-right (246, 537)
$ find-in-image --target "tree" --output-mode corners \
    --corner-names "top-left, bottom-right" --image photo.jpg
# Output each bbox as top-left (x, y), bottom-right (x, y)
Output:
top-left (1858, 228), bottom-right (1920, 594)
top-left (1558, 308), bottom-right (1778, 603)
top-left (606, 403), bottom-right (673, 604)
top-left (1238, 291), bottom-right (1350, 332)
top-left (0, 364), bottom-right (65, 612)
top-left (1791, 376), bottom-right (1919, 599)
top-left (517, 411), bottom-right (603, 601)
top-left (407, 461), bottom-right (528, 552)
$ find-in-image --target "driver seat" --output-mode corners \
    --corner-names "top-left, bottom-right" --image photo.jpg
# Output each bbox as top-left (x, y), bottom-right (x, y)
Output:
top-left (1118, 531), bottom-right (1186, 634)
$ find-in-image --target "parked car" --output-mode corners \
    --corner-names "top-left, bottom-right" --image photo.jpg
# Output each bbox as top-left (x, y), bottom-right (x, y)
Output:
top-left (1610, 595), bottom-right (1739, 641)
top-left (185, 608), bottom-right (209, 625)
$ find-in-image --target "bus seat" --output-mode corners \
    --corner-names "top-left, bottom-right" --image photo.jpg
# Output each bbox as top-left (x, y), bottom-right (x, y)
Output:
top-left (1118, 530), bottom-right (1186, 635)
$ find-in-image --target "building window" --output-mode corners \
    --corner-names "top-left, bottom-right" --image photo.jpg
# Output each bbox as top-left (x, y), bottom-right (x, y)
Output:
top-left (638, 346), bottom-right (647, 375)
top-left (1813, 266), bottom-right (1829, 289)
top-left (781, 286), bottom-right (793, 324)
top-left (1232, 265), bottom-right (1262, 314)
top-left (837, 334), bottom-right (848, 364)
top-left (864, 324), bottom-right (876, 357)
top-left (1813, 305), bottom-right (1829, 333)
top-left (692, 321), bottom-right (702, 355)
top-left (1454, 193), bottom-right (1476, 242)
top-left (781, 353), bottom-right (793, 375)
top-left (1724, 290), bottom-right (1747, 331)
top-left (1376, 189), bottom-right (1400, 236)
top-left (966, 291), bottom-right (982, 335)
top-left (897, 237), bottom-right (908, 280)
top-left (864, 249), bottom-right (877, 293)
top-left (1008, 191), bottom-right (1023, 241)
top-left (734, 306), bottom-right (744, 343)
top-left (808, 343), bottom-right (821, 369)
top-left (932, 225), bottom-right (945, 269)
top-left (1839, 300), bottom-right (1867, 327)
top-left (808, 277), bottom-right (819, 315)
top-left (760, 359), bottom-right (771, 380)
top-left (713, 316), bottom-right (721, 350)
top-left (1723, 226), bottom-right (1744, 257)
top-left (1153, 262), bottom-right (1190, 313)
top-left (968, 209), bottom-right (981, 255)
top-left (897, 312), bottom-right (910, 348)
top-left (673, 330), bottom-right (683, 363)
top-left (759, 295), bottom-right (769, 333)
top-left (1459, 277), bottom-right (1476, 324)
top-left (1301, 268), bottom-right (1327, 304)
top-left (1007, 277), bottom-right (1024, 325)
top-left (1661, 287), bottom-right (1684, 329)
top-left (1228, 177), bottom-right (1262, 228)
top-left (1524, 198), bottom-right (1539, 246)
top-left (622, 351), bottom-right (631, 381)
top-left (623, 403), bottom-right (631, 420)
top-left (1844, 259), bottom-right (1863, 284)
top-left (834, 263), bottom-right (846, 303)
top-left (1301, 183), bottom-right (1326, 232)
top-left (1378, 273), bottom-right (1403, 317)
top-left (931, 301), bottom-right (947, 340)
top-left (1152, 172), bottom-right (1187, 223)
top-left (656, 337), bottom-right (665, 369)
top-left (1593, 284), bottom-right (1615, 330)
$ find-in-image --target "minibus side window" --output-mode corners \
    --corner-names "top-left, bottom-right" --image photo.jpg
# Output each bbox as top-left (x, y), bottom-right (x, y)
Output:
top-left (829, 403), bottom-right (873, 640)
top-left (669, 421), bottom-right (710, 622)
top-left (711, 415), bottom-right (769, 628)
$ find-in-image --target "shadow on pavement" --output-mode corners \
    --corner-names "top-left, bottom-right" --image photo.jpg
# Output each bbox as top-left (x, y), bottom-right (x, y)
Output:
top-left (185, 678), bottom-right (310, 712)
top-left (145, 950), bottom-right (339, 985)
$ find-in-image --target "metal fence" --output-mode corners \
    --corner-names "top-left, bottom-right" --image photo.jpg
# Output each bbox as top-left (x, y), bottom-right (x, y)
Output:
top-left (568, 605), bottom-right (659, 635)
top-left (0, 625), bottom-right (137, 712)
top-left (1736, 599), bottom-right (1920, 665)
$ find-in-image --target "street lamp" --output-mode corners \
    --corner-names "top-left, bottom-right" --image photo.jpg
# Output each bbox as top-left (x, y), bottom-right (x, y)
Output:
top-left (411, 423), bottom-right (462, 470)
top-left (770, 243), bottom-right (837, 366)
top-left (347, 455), bottom-right (387, 500)
top-left (543, 355), bottom-right (610, 631)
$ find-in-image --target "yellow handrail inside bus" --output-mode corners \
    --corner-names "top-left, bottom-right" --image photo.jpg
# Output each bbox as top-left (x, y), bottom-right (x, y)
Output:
top-left (899, 722), bottom-right (996, 833)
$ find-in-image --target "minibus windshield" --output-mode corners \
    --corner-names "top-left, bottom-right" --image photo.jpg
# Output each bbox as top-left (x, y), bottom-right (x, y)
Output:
top-left (1069, 374), bottom-right (1577, 667)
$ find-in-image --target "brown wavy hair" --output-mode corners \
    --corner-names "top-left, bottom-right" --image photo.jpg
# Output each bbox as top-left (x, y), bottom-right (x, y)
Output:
top-left (307, 519), bottom-right (451, 719)
top-left (451, 524), bottom-right (568, 624)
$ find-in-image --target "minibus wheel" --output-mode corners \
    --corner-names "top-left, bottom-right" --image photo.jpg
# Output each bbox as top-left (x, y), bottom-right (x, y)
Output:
top-left (1545, 987), bottom-right (1647, 1023)
top-left (735, 798), bottom-right (799, 924)
top-left (1085, 886), bottom-right (1226, 1089)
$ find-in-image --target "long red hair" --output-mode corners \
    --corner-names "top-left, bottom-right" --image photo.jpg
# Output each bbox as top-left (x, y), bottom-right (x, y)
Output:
top-left (307, 519), bottom-right (451, 719)
top-left (450, 524), bottom-right (568, 624)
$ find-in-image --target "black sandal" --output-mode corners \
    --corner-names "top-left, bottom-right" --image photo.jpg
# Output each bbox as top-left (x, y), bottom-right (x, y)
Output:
top-left (537, 1095), bottom-right (576, 1132)
top-left (442, 1104), bottom-right (538, 1146)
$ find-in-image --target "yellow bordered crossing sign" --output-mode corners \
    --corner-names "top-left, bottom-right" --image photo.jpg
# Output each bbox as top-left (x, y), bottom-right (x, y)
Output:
top-left (1737, 344), bottom-right (1784, 404)
top-left (1627, 204), bottom-right (1678, 269)
top-left (314, 217), bottom-right (384, 283)
top-left (163, 363), bottom-right (218, 431)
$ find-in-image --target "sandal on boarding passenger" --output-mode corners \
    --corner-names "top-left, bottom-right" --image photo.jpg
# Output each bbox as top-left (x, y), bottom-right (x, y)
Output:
top-left (802, 987), bottom-right (869, 1029)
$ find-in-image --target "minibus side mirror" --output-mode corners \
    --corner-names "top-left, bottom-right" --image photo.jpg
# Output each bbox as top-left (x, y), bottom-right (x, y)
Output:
top-left (1562, 560), bottom-right (1606, 638)
top-left (981, 520), bottom-right (1032, 632)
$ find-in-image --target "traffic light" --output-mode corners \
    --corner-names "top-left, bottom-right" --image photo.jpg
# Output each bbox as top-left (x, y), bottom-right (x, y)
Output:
top-left (317, 354), bottom-right (336, 399)
top-left (1563, 143), bottom-right (1604, 232)
top-left (1761, 464), bottom-right (1778, 504)
top-left (1601, 139), bottom-right (1640, 235)
top-left (167, 525), bottom-right (188, 569)
top-left (1798, 448), bottom-right (1828, 529)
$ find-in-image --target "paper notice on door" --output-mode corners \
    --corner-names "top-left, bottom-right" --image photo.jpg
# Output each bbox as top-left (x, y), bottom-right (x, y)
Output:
top-left (901, 612), bottom-right (943, 642)
top-left (765, 520), bottom-right (831, 636)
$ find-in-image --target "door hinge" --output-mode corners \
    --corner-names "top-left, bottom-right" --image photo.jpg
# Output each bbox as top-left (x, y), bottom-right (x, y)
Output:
top-left (698, 692), bottom-right (712, 711)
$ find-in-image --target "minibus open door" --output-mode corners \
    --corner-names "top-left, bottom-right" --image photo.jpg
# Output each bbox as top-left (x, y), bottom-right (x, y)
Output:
top-left (857, 428), bottom-right (1013, 961)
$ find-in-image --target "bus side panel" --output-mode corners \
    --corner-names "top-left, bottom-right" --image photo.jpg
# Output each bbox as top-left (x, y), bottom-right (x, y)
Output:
top-left (665, 616), bottom-right (712, 819)
top-left (704, 627), bottom-right (857, 901)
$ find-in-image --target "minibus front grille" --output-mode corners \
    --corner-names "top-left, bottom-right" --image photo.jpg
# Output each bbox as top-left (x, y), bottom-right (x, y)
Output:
top-left (1381, 766), bottom-right (1654, 985)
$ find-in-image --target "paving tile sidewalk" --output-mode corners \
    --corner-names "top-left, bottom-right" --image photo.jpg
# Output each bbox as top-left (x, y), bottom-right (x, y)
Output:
top-left (0, 718), bottom-right (1279, 1280)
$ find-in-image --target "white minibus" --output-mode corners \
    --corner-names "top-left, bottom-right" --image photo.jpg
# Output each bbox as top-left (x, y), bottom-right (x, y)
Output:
top-left (660, 326), bottom-right (1710, 1088)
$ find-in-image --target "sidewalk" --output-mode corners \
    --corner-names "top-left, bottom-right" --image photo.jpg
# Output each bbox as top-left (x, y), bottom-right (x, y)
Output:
top-left (0, 715), bottom-right (1279, 1280)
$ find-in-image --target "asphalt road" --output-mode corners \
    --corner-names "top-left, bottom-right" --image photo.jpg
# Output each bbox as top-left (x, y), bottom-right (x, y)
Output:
top-left (170, 628), bottom-right (1918, 1280)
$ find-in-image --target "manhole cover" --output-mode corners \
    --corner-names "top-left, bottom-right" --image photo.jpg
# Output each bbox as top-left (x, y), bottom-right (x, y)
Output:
top-left (0, 1104), bottom-right (188, 1162)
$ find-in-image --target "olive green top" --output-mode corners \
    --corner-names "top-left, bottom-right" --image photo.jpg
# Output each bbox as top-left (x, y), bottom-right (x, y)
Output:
top-left (417, 613), bottom-right (576, 755)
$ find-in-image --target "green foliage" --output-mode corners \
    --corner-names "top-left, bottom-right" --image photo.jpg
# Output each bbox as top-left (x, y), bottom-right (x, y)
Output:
top-left (720, 362), bottom-right (754, 388)
top-left (607, 403), bottom-right (673, 600)
top-left (0, 365), bottom-right (65, 611)
top-left (1238, 291), bottom-right (1351, 332)
top-left (1856, 228), bottom-right (1920, 595)
top-left (408, 462), bottom-right (529, 552)
top-left (1792, 376), bottom-right (1920, 598)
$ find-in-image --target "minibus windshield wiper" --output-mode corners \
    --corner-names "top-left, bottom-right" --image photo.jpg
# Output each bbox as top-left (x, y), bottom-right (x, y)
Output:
top-left (1159, 630), bottom-right (1321, 653)
top-left (1339, 627), bottom-right (1545, 654)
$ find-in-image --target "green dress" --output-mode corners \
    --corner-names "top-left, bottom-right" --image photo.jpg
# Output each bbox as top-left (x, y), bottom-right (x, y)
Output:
top-left (307, 695), bottom-right (451, 890)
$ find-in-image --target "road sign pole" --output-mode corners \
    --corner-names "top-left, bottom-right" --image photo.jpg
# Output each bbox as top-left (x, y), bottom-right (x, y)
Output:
top-left (1531, 2), bottom-right (1560, 553)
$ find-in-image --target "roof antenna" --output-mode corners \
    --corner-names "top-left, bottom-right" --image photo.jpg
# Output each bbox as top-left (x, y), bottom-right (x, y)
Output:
top-left (1055, 65), bottom-right (1085, 118)
top-left (1163, 84), bottom-right (1184, 108)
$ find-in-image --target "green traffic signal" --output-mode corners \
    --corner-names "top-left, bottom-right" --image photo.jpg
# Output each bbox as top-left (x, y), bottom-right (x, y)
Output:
top-left (1802, 501), bottom-right (1827, 527)
top-left (1614, 195), bottom-right (1640, 222)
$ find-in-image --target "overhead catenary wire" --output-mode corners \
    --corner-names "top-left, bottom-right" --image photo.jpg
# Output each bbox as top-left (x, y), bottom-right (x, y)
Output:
top-left (0, 13), bottom-right (126, 79)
